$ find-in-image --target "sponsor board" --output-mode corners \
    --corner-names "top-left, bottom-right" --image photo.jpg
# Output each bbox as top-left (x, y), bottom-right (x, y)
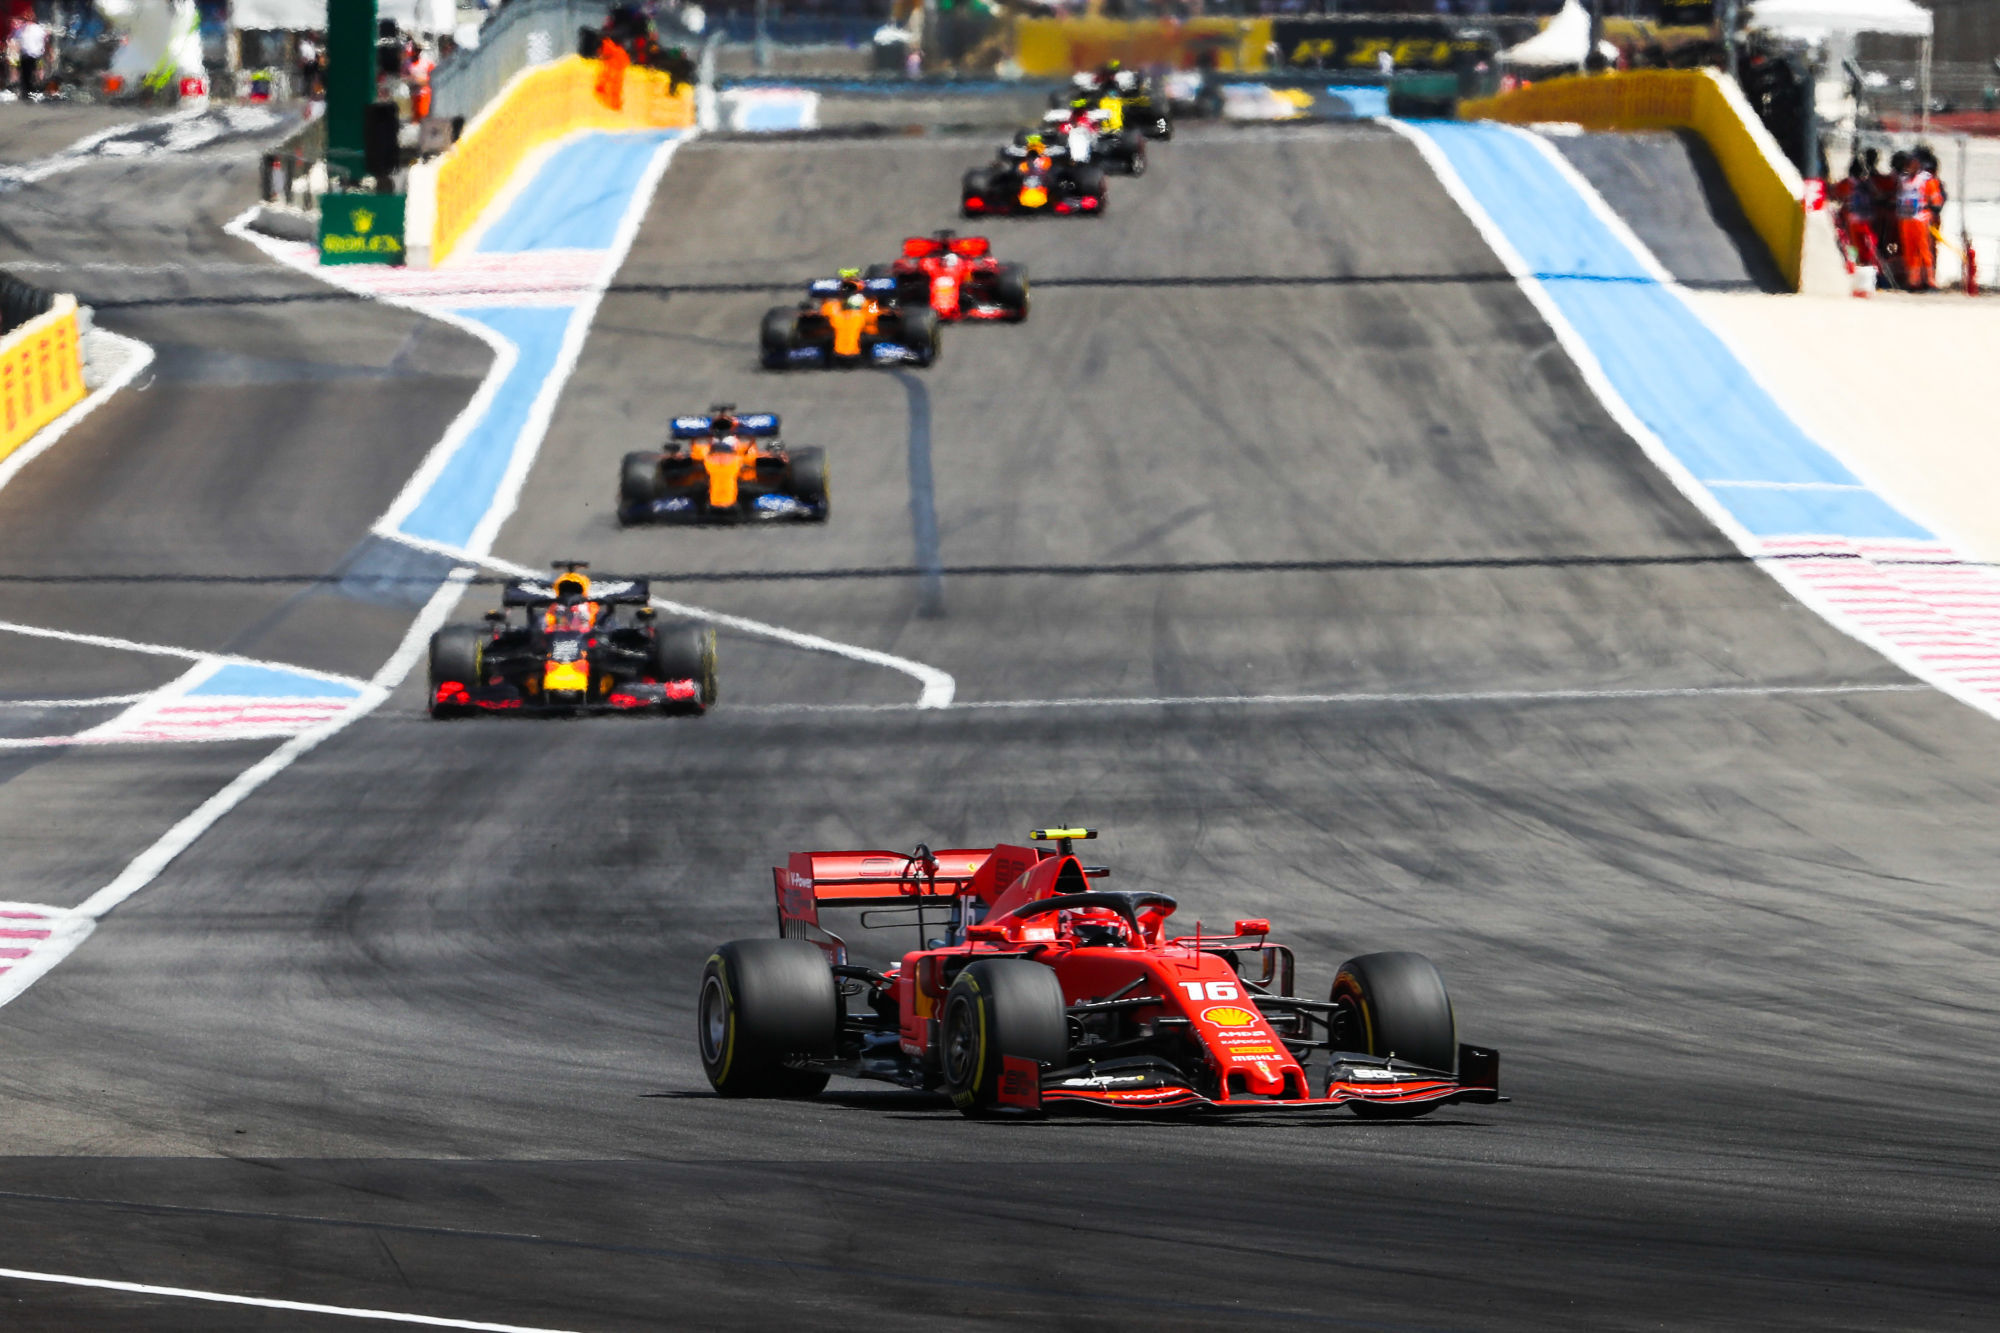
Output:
top-left (318, 193), bottom-right (406, 267)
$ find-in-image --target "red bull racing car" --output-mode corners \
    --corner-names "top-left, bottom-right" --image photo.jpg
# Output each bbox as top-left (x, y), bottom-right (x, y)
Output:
top-left (866, 232), bottom-right (1028, 322)
top-left (619, 406), bottom-right (827, 525)
top-left (428, 563), bottom-right (717, 717)
top-left (698, 828), bottom-right (1503, 1117)
top-left (962, 138), bottom-right (1107, 218)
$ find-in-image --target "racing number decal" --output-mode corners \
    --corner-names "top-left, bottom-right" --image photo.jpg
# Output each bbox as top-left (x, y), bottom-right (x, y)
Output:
top-left (1179, 980), bottom-right (1240, 1002)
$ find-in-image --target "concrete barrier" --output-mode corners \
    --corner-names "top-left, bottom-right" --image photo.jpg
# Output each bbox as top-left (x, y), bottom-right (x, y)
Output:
top-left (1460, 70), bottom-right (1828, 293)
top-left (0, 294), bottom-right (86, 465)
top-left (424, 55), bottom-right (694, 268)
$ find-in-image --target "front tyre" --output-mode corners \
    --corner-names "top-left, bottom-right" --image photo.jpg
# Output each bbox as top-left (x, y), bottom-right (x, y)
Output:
top-left (941, 959), bottom-right (1067, 1117)
top-left (426, 626), bottom-right (483, 718)
top-left (760, 307), bottom-right (797, 370)
top-left (652, 622), bottom-right (718, 711)
top-left (901, 305), bottom-right (940, 367)
top-left (698, 940), bottom-right (836, 1098)
top-left (1331, 951), bottom-right (1458, 1119)
top-left (619, 451), bottom-right (664, 519)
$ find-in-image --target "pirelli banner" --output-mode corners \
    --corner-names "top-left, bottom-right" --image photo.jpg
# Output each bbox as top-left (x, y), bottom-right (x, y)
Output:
top-left (1268, 18), bottom-right (1508, 74)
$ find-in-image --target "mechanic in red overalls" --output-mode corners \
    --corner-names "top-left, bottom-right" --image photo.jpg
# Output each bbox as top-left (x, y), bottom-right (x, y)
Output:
top-left (1897, 154), bottom-right (1945, 291)
top-left (1833, 157), bottom-right (1879, 273)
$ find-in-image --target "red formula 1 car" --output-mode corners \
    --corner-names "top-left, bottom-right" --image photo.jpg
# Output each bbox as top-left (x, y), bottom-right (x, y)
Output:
top-left (697, 828), bottom-right (1503, 1117)
top-left (866, 232), bottom-right (1028, 323)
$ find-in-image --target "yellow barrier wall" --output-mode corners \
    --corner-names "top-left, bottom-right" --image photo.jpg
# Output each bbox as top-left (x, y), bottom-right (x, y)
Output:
top-left (0, 296), bottom-right (86, 463)
top-left (1460, 69), bottom-right (1807, 291)
top-left (1013, 18), bottom-right (1271, 77)
top-left (432, 56), bottom-right (695, 267)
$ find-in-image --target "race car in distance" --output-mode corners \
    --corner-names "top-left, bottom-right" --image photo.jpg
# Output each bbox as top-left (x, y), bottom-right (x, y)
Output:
top-left (760, 270), bottom-right (940, 369)
top-left (866, 232), bottom-right (1028, 322)
top-left (1029, 96), bottom-right (1146, 176)
top-left (697, 827), bottom-right (1503, 1117)
top-left (428, 563), bottom-right (716, 717)
top-left (962, 136), bottom-right (1107, 218)
top-left (1052, 61), bottom-right (1172, 140)
top-left (620, 406), bottom-right (827, 524)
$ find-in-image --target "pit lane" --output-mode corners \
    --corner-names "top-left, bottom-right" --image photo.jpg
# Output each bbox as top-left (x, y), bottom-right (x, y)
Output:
top-left (0, 120), bottom-right (1995, 1329)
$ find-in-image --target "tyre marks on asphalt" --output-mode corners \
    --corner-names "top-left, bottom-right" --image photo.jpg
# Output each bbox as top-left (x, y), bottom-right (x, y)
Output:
top-left (892, 371), bottom-right (946, 618)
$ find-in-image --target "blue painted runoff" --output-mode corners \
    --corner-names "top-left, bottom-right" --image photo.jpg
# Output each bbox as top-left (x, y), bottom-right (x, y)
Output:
top-left (477, 130), bottom-right (676, 253)
top-left (1413, 119), bottom-right (1931, 541)
top-left (1325, 87), bottom-right (1389, 119)
top-left (193, 662), bottom-right (363, 698)
top-left (394, 306), bottom-right (576, 549)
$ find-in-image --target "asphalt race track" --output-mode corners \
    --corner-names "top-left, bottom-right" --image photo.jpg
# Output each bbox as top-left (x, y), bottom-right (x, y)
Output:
top-left (1, 119), bottom-right (1998, 1329)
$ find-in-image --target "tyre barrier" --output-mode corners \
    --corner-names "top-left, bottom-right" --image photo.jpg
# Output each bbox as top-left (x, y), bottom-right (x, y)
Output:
top-left (0, 289), bottom-right (86, 464)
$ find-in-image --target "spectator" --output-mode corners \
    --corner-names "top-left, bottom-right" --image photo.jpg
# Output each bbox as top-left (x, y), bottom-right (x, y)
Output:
top-left (15, 12), bottom-right (46, 99)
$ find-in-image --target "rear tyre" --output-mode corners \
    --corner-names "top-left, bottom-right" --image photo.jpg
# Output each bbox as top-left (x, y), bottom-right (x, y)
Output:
top-left (759, 307), bottom-right (796, 370)
top-left (619, 451), bottom-right (664, 518)
top-left (426, 626), bottom-right (482, 718)
top-left (941, 959), bottom-right (1067, 1117)
top-left (1331, 951), bottom-right (1458, 1119)
top-left (901, 305), bottom-right (940, 367)
top-left (652, 622), bottom-right (718, 711)
top-left (863, 262), bottom-right (894, 280)
top-left (994, 264), bottom-right (1029, 321)
top-left (1125, 136), bottom-right (1147, 177)
top-left (788, 445), bottom-right (829, 519)
top-left (961, 169), bottom-right (993, 217)
top-left (698, 939), bottom-right (836, 1099)
top-left (1072, 166), bottom-right (1107, 217)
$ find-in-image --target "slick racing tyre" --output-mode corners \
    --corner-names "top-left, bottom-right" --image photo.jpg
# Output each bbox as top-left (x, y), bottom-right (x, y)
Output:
top-left (652, 623), bottom-right (718, 711)
top-left (1071, 166), bottom-right (1107, 216)
top-left (698, 939), bottom-right (836, 1099)
top-left (995, 264), bottom-right (1029, 321)
top-left (1124, 135), bottom-right (1147, 177)
top-left (787, 446), bottom-right (829, 518)
top-left (426, 626), bottom-right (483, 718)
top-left (1331, 951), bottom-right (1458, 1119)
top-left (901, 305), bottom-right (940, 367)
top-left (619, 451), bottom-right (664, 517)
top-left (759, 307), bottom-right (796, 370)
top-left (961, 169), bottom-right (994, 217)
top-left (941, 959), bottom-right (1067, 1117)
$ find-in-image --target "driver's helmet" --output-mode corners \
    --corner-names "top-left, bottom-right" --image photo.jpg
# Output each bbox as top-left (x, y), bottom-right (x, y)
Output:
top-left (1069, 96), bottom-right (1094, 113)
top-left (709, 412), bottom-right (740, 447)
top-left (545, 572), bottom-right (596, 632)
top-left (1023, 133), bottom-right (1045, 152)
top-left (836, 266), bottom-right (865, 304)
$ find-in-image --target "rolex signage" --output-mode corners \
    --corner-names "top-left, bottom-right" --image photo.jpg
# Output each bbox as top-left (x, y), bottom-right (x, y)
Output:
top-left (318, 193), bottom-right (406, 266)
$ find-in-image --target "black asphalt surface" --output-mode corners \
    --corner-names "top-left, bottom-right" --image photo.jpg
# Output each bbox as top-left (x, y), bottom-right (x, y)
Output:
top-left (1547, 126), bottom-right (1788, 292)
top-left (0, 119), bottom-right (1997, 1330)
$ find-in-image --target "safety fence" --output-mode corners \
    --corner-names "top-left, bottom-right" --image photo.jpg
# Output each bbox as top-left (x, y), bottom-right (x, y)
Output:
top-left (0, 286), bottom-right (86, 464)
top-left (432, 0), bottom-right (606, 125)
top-left (1461, 69), bottom-right (1809, 292)
top-left (429, 55), bottom-right (695, 267)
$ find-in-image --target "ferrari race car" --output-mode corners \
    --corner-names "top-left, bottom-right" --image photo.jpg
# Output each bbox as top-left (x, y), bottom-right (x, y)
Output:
top-left (698, 828), bottom-right (1503, 1117)
top-left (620, 406), bottom-right (827, 525)
top-left (866, 232), bottom-right (1028, 323)
top-left (761, 271), bottom-right (940, 370)
top-left (962, 138), bottom-right (1107, 218)
top-left (427, 563), bottom-right (717, 717)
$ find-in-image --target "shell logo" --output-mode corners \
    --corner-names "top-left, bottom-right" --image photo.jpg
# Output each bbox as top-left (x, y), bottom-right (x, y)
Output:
top-left (1201, 1005), bottom-right (1259, 1027)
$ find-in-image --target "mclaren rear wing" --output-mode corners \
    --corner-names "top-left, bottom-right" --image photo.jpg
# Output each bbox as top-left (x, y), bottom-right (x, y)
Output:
top-left (774, 844), bottom-right (1045, 961)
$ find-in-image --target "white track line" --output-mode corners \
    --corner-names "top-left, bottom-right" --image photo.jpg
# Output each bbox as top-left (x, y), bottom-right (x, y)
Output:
top-left (0, 330), bottom-right (155, 501)
top-left (0, 571), bottom-right (474, 1009)
top-left (0, 1264), bottom-right (578, 1332)
top-left (732, 682), bottom-right (1925, 714)
top-left (0, 693), bottom-right (150, 708)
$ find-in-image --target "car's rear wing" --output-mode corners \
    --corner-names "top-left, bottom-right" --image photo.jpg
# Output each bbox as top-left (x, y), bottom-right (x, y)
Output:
top-left (807, 277), bottom-right (898, 298)
top-left (502, 576), bottom-right (651, 606)
top-left (670, 412), bottom-right (778, 440)
top-left (775, 844), bottom-right (1046, 961)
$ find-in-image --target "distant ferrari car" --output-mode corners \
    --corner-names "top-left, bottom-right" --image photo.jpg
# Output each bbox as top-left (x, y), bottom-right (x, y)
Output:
top-left (620, 406), bottom-right (827, 525)
top-left (697, 827), bottom-right (1503, 1117)
top-left (761, 272), bottom-right (940, 369)
top-left (962, 139), bottom-right (1106, 218)
top-left (428, 563), bottom-right (716, 717)
top-left (866, 232), bottom-right (1028, 322)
